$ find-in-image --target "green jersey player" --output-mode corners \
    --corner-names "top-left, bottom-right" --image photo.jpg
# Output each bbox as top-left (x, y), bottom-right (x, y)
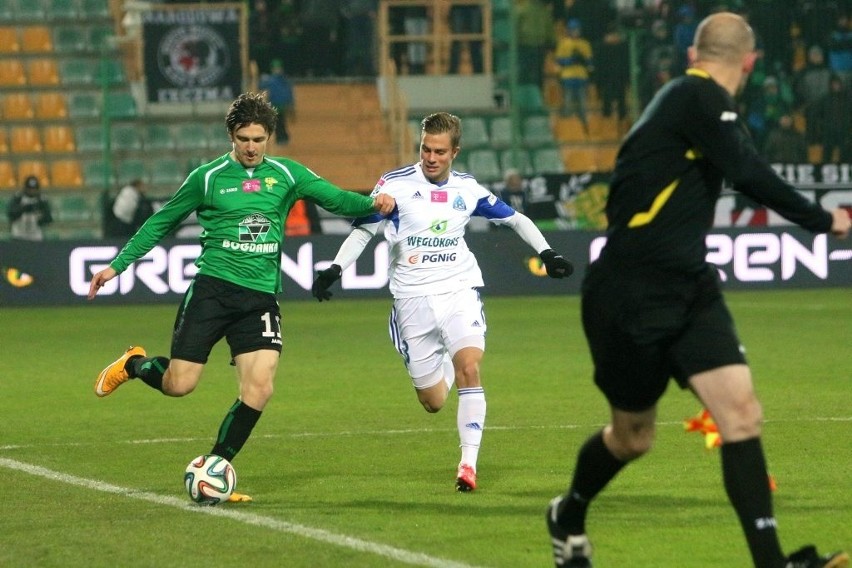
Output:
top-left (88, 92), bottom-right (395, 502)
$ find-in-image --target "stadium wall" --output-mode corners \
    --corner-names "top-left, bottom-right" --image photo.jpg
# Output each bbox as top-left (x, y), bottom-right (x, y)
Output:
top-left (1, 227), bottom-right (849, 306)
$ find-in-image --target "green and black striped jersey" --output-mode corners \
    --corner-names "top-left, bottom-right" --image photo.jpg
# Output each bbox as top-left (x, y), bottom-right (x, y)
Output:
top-left (602, 68), bottom-right (832, 274)
top-left (110, 154), bottom-right (376, 294)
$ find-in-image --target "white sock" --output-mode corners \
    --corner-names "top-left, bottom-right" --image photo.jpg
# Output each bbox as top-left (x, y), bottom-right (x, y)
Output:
top-left (457, 387), bottom-right (486, 470)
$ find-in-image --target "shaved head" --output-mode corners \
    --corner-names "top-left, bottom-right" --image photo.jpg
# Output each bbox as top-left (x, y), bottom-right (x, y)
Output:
top-left (693, 12), bottom-right (755, 64)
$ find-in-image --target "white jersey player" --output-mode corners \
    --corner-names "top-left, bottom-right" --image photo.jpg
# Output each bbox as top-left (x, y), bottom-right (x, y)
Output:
top-left (312, 112), bottom-right (573, 492)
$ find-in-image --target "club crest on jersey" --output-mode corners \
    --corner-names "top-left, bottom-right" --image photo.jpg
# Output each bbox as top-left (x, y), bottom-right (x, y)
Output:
top-left (452, 195), bottom-right (466, 211)
top-left (430, 219), bottom-right (448, 235)
top-left (242, 179), bottom-right (261, 192)
top-left (238, 213), bottom-right (271, 242)
top-left (370, 178), bottom-right (385, 197)
top-left (431, 191), bottom-right (447, 202)
top-left (264, 177), bottom-right (278, 191)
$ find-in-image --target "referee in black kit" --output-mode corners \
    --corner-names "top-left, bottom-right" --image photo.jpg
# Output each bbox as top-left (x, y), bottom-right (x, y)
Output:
top-left (545, 11), bottom-right (850, 568)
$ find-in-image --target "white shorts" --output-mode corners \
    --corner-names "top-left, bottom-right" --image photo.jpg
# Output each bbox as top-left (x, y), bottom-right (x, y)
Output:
top-left (388, 288), bottom-right (486, 388)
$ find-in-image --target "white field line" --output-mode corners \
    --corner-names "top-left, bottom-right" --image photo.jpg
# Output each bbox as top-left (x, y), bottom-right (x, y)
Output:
top-left (0, 457), bottom-right (484, 568)
top-left (0, 417), bottom-right (849, 452)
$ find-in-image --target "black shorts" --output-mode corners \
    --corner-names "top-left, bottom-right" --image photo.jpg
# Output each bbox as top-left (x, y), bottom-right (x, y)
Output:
top-left (171, 275), bottom-right (283, 364)
top-left (581, 261), bottom-right (746, 412)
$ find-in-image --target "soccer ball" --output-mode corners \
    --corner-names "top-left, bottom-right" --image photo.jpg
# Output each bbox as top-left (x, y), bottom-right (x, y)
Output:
top-left (184, 454), bottom-right (236, 505)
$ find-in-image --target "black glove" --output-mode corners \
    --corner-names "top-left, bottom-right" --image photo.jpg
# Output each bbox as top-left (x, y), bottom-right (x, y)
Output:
top-left (539, 249), bottom-right (574, 279)
top-left (311, 264), bottom-right (342, 301)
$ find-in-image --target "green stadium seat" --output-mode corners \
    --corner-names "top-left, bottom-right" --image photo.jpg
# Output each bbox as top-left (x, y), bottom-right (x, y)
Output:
top-left (150, 158), bottom-right (186, 186)
top-left (489, 116), bottom-right (513, 148)
top-left (95, 58), bottom-right (126, 85)
top-left (174, 123), bottom-right (209, 150)
top-left (83, 159), bottom-right (111, 188)
top-left (467, 149), bottom-right (501, 183)
top-left (532, 147), bottom-right (565, 174)
top-left (76, 125), bottom-right (105, 152)
top-left (500, 149), bottom-right (532, 176)
top-left (116, 159), bottom-right (145, 185)
top-left (15, 0), bottom-right (45, 21)
top-left (0, 0), bottom-right (15, 20)
top-left (110, 123), bottom-right (142, 151)
top-left (53, 26), bottom-right (86, 53)
top-left (105, 92), bottom-right (136, 118)
top-left (462, 116), bottom-right (489, 149)
top-left (60, 57), bottom-right (96, 85)
top-left (88, 24), bottom-right (115, 52)
top-left (47, 0), bottom-right (79, 20)
top-left (516, 84), bottom-right (546, 113)
top-left (68, 92), bottom-right (100, 119)
top-left (144, 124), bottom-right (175, 151)
top-left (80, 0), bottom-right (108, 18)
top-left (55, 194), bottom-right (94, 221)
top-left (522, 115), bottom-right (554, 147)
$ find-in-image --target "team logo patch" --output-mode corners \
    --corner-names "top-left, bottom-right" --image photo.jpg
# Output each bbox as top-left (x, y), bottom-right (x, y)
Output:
top-left (264, 177), bottom-right (278, 191)
top-left (431, 191), bottom-right (447, 203)
top-left (452, 195), bottom-right (466, 211)
top-left (238, 213), bottom-right (271, 242)
top-left (430, 219), bottom-right (448, 235)
top-left (242, 179), bottom-right (261, 192)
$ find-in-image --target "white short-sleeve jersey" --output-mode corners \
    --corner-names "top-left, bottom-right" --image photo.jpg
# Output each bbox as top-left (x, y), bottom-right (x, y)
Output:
top-left (358, 163), bottom-right (517, 298)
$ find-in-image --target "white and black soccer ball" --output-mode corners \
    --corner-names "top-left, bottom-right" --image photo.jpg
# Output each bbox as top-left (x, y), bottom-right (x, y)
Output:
top-left (184, 454), bottom-right (236, 505)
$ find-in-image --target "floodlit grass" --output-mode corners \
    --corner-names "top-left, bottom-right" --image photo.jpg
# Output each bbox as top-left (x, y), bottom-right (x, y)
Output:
top-left (0, 289), bottom-right (849, 567)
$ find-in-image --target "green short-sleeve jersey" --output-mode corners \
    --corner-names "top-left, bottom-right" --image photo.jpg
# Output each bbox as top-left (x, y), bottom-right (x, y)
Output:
top-left (110, 154), bottom-right (376, 294)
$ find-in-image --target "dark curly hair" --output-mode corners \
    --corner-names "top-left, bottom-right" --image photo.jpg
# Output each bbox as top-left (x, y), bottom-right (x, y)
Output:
top-left (225, 92), bottom-right (278, 136)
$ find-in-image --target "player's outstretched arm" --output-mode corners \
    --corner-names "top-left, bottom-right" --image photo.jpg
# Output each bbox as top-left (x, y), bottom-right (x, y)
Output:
top-left (311, 264), bottom-right (342, 302)
top-left (830, 208), bottom-right (851, 238)
top-left (311, 225), bottom-right (376, 302)
top-left (88, 267), bottom-right (117, 300)
top-left (539, 249), bottom-right (574, 279)
top-left (372, 193), bottom-right (395, 215)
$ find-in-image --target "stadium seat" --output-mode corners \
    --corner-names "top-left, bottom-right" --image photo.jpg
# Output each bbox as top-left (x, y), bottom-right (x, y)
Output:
top-left (75, 125), bottom-right (105, 152)
top-left (597, 144), bottom-right (619, 172)
top-left (17, 160), bottom-right (50, 187)
top-left (95, 58), bottom-right (126, 85)
top-left (10, 126), bottom-right (43, 153)
top-left (110, 123), bottom-right (142, 151)
top-left (462, 116), bottom-right (489, 149)
top-left (83, 159), bottom-right (111, 188)
top-left (88, 24), bottom-right (115, 52)
top-left (523, 115), bottom-right (555, 147)
top-left (68, 92), bottom-right (100, 119)
top-left (563, 146), bottom-right (598, 173)
top-left (0, 128), bottom-right (8, 153)
top-left (50, 159), bottom-right (84, 188)
top-left (116, 159), bottom-right (146, 185)
top-left (532, 147), bottom-right (566, 174)
top-left (0, 26), bottom-right (20, 53)
top-left (500, 148), bottom-right (532, 176)
top-left (150, 158), bottom-right (186, 185)
top-left (21, 25), bottom-right (52, 52)
top-left (47, 0), bottom-right (79, 20)
top-left (174, 122), bottom-right (209, 150)
top-left (489, 116), bottom-right (513, 148)
top-left (467, 149), bottom-right (501, 183)
top-left (43, 125), bottom-right (76, 153)
top-left (0, 160), bottom-right (16, 189)
top-left (516, 84), bottom-right (546, 113)
top-left (587, 113), bottom-right (620, 142)
top-left (1, 92), bottom-right (35, 119)
top-left (53, 26), bottom-right (87, 53)
top-left (80, 0), bottom-right (109, 18)
top-left (0, 59), bottom-right (27, 86)
top-left (0, 0), bottom-right (15, 21)
top-left (555, 116), bottom-right (588, 143)
top-left (144, 123), bottom-right (176, 151)
top-left (105, 92), bottom-right (137, 118)
top-left (34, 91), bottom-right (68, 119)
top-left (27, 58), bottom-right (60, 86)
top-left (15, 0), bottom-right (46, 21)
top-left (60, 57), bottom-right (96, 85)
top-left (55, 193), bottom-right (93, 220)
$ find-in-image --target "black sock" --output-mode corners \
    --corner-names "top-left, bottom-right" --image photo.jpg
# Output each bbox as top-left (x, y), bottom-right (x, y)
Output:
top-left (557, 430), bottom-right (627, 534)
top-left (211, 399), bottom-right (262, 462)
top-left (127, 356), bottom-right (168, 392)
top-left (721, 438), bottom-right (785, 568)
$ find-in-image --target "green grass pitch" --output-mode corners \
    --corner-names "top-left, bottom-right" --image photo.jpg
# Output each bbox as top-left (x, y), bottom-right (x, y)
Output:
top-left (0, 289), bottom-right (849, 567)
